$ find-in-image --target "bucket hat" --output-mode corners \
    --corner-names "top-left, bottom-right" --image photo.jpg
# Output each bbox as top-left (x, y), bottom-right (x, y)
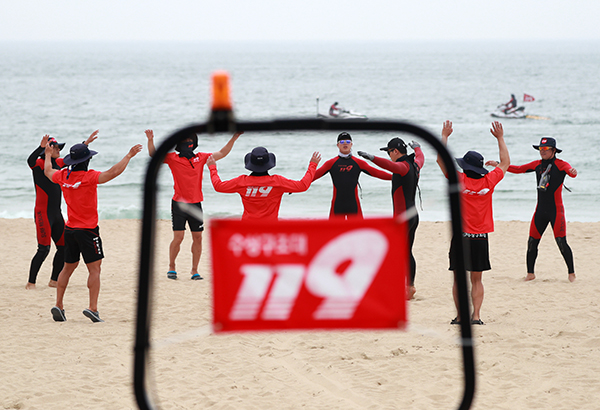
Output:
top-left (533, 137), bottom-right (562, 153)
top-left (456, 150), bottom-right (488, 175)
top-left (63, 143), bottom-right (97, 166)
top-left (245, 147), bottom-right (276, 173)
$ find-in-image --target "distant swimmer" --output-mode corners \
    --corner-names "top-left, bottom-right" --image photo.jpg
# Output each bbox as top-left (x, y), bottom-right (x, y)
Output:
top-left (357, 137), bottom-right (424, 300)
top-left (45, 138), bottom-right (142, 322)
top-left (207, 146), bottom-right (321, 221)
top-left (26, 131), bottom-right (98, 290)
top-left (487, 137), bottom-right (577, 282)
top-left (146, 129), bottom-right (241, 280)
top-left (438, 121), bottom-right (509, 325)
top-left (313, 132), bottom-right (391, 219)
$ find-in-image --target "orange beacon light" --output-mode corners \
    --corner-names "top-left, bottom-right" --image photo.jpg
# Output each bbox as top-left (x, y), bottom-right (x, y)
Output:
top-left (211, 71), bottom-right (233, 111)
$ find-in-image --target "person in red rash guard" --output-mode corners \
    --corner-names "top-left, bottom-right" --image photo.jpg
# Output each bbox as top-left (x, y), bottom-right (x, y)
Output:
top-left (45, 140), bottom-right (142, 323)
top-left (357, 137), bottom-right (424, 300)
top-left (438, 121), bottom-right (509, 325)
top-left (207, 147), bottom-right (321, 221)
top-left (313, 132), bottom-right (391, 219)
top-left (26, 131), bottom-right (98, 290)
top-left (146, 129), bottom-right (241, 281)
top-left (486, 136), bottom-right (577, 282)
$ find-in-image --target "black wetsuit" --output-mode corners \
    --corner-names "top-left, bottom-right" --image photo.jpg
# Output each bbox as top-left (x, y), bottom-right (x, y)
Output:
top-left (508, 157), bottom-right (576, 274)
top-left (27, 147), bottom-right (65, 284)
top-left (314, 155), bottom-right (391, 218)
top-left (372, 148), bottom-right (424, 287)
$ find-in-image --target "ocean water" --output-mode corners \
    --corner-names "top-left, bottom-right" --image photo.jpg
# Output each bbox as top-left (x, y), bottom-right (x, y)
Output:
top-left (1, 40), bottom-right (598, 222)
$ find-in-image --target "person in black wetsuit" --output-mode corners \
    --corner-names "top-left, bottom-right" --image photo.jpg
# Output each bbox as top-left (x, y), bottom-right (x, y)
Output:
top-left (486, 136), bottom-right (577, 282)
top-left (357, 138), bottom-right (424, 300)
top-left (26, 131), bottom-right (98, 289)
top-left (313, 132), bottom-right (391, 219)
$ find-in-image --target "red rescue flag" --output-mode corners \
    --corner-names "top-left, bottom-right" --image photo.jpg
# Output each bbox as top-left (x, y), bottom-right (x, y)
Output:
top-left (210, 217), bottom-right (408, 332)
top-left (523, 93), bottom-right (535, 102)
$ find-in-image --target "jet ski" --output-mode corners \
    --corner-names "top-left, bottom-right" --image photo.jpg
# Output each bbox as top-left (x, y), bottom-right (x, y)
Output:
top-left (316, 98), bottom-right (368, 120)
top-left (490, 106), bottom-right (550, 120)
top-left (491, 106), bottom-right (527, 119)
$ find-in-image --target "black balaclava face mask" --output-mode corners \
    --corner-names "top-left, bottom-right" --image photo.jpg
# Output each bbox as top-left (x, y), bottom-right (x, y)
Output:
top-left (66, 159), bottom-right (90, 179)
top-left (176, 140), bottom-right (195, 159)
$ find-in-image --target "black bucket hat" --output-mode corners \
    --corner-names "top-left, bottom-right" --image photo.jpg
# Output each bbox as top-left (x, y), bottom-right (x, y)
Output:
top-left (245, 147), bottom-right (276, 173)
top-left (63, 143), bottom-right (98, 166)
top-left (533, 137), bottom-right (562, 153)
top-left (456, 150), bottom-right (488, 175)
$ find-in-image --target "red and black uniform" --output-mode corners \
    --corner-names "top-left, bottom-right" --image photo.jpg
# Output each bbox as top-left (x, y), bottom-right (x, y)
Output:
top-left (27, 146), bottom-right (65, 284)
top-left (448, 168), bottom-right (505, 272)
top-left (164, 151), bottom-right (210, 231)
top-left (52, 168), bottom-right (104, 264)
top-left (372, 147), bottom-right (424, 286)
top-left (508, 158), bottom-right (576, 273)
top-left (313, 155), bottom-right (391, 219)
top-left (209, 162), bottom-right (317, 221)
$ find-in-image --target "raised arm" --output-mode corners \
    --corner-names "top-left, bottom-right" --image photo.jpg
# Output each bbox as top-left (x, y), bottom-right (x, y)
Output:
top-left (280, 152), bottom-right (321, 193)
top-left (84, 130), bottom-right (99, 146)
top-left (145, 129), bottom-right (156, 157)
top-left (207, 154), bottom-right (242, 193)
top-left (43, 145), bottom-right (57, 181)
top-left (98, 144), bottom-right (143, 184)
top-left (28, 135), bottom-right (49, 168)
top-left (490, 121), bottom-right (510, 174)
top-left (211, 132), bottom-right (243, 161)
top-left (356, 158), bottom-right (392, 180)
top-left (436, 120), bottom-right (453, 177)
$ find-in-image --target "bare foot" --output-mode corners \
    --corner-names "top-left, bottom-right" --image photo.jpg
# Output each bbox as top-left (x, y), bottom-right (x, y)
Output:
top-left (48, 280), bottom-right (58, 288)
top-left (524, 273), bottom-right (536, 281)
top-left (25, 283), bottom-right (36, 290)
top-left (406, 286), bottom-right (416, 300)
top-left (568, 273), bottom-right (576, 282)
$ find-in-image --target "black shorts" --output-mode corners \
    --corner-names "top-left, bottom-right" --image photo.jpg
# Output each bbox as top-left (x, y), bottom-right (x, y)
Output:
top-left (171, 200), bottom-right (204, 232)
top-left (64, 226), bottom-right (104, 264)
top-left (449, 233), bottom-right (491, 272)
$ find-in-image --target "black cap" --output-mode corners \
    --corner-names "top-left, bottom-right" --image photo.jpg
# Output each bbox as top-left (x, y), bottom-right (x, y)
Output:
top-left (456, 151), bottom-right (488, 175)
top-left (48, 137), bottom-right (65, 150)
top-left (63, 143), bottom-right (98, 166)
top-left (380, 137), bottom-right (407, 153)
top-left (337, 132), bottom-right (352, 142)
top-left (245, 147), bottom-right (276, 173)
top-left (533, 137), bottom-right (562, 153)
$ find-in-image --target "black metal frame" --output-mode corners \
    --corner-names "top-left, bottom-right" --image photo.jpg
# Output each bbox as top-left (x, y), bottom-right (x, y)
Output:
top-left (134, 115), bottom-right (475, 410)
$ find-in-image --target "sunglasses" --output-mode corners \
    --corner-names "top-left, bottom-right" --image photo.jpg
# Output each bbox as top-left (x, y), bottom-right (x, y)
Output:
top-left (338, 140), bottom-right (352, 144)
top-left (538, 146), bottom-right (553, 151)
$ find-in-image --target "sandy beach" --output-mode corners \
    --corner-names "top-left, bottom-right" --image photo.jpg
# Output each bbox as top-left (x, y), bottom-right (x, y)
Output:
top-left (1, 218), bottom-right (599, 409)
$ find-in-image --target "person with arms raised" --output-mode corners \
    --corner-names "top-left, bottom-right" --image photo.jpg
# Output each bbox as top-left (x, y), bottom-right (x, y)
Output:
top-left (437, 121), bottom-right (509, 325)
top-left (207, 146), bottom-right (321, 221)
top-left (45, 138), bottom-right (142, 323)
top-left (146, 129), bottom-right (241, 280)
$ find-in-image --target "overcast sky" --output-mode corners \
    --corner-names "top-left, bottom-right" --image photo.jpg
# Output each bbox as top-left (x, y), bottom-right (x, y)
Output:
top-left (1, 0), bottom-right (599, 42)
